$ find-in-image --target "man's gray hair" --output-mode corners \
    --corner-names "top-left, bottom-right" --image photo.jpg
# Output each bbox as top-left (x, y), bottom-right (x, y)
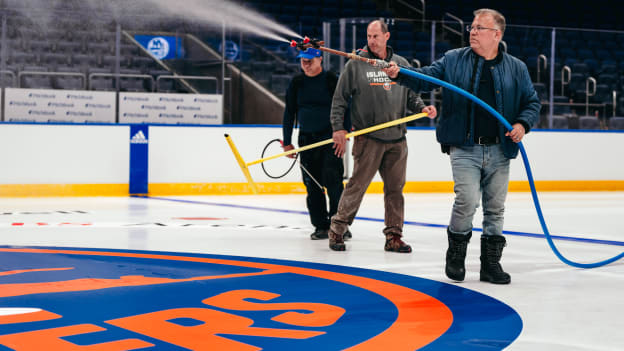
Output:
top-left (473, 8), bottom-right (506, 34)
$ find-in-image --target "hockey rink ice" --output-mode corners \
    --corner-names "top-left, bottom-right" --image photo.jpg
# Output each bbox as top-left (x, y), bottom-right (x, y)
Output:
top-left (0, 191), bottom-right (622, 350)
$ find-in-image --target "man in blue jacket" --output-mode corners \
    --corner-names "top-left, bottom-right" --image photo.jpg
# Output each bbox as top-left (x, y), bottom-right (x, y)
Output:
top-left (383, 9), bottom-right (540, 284)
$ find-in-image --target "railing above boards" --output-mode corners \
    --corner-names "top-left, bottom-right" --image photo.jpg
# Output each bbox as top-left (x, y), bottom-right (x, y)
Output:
top-left (537, 54), bottom-right (547, 83)
top-left (585, 77), bottom-right (596, 116)
top-left (0, 69), bottom-right (16, 87)
top-left (561, 65), bottom-right (571, 96)
top-left (442, 12), bottom-right (464, 47)
top-left (156, 75), bottom-right (218, 93)
top-left (392, 0), bottom-right (425, 30)
top-left (88, 73), bottom-right (154, 91)
top-left (17, 71), bottom-right (87, 90)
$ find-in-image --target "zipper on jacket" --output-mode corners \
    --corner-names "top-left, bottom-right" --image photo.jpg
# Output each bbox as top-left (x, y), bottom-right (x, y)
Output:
top-left (466, 54), bottom-right (480, 143)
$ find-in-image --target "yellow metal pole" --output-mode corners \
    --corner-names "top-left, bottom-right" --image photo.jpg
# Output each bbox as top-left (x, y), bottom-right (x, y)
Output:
top-left (224, 134), bottom-right (259, 194)
top-left (246, 112), bottom-right (428, 166)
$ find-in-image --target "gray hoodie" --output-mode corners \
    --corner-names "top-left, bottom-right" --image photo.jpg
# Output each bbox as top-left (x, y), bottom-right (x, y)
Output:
top-left (330, 46), bottom-right (425, 142)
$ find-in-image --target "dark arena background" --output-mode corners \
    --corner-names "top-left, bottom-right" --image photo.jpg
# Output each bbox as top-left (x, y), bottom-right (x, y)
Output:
top-left (0, 1), bottom-right (622, 350)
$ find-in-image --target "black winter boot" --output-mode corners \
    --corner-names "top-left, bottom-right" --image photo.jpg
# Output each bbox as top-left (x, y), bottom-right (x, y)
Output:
top-left (445, 229), bottom-right (472, 281)
top-left (480, 236), bottom-right (511, 284)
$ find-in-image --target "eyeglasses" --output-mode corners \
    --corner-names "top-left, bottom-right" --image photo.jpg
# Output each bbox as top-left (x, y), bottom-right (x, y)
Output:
top-left (466, 25), bottom-right (499, 33)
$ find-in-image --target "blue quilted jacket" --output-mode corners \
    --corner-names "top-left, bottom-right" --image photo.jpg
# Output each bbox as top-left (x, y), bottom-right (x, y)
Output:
top-left (396, 46), bottom-right (541, 159)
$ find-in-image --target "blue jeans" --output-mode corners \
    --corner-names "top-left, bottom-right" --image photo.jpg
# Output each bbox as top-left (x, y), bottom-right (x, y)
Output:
top-left (448, 144), bottom-right (510, 237)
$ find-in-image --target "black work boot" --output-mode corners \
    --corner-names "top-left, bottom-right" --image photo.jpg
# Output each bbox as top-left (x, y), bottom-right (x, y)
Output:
top-left (480, 236), bottom-right (511, 284)
top-left (384, 233), bottom-right (412, 253)
top-left (328, 230), bottom-right (346, 251)
top-left (310, 228), bottom-right (328, 240)
top-left (445, 229), bottom-right (472, 281)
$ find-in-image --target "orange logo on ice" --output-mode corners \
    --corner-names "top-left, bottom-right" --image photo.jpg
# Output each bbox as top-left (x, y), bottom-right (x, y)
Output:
top-left (0, 247), bottom-right (453, 350)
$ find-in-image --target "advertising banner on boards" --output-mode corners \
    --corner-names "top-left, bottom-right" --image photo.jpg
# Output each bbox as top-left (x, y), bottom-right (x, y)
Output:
top-left (119, 92), bottom-right (223, 125)
top-left (4, 88), bottom-right (116, 123)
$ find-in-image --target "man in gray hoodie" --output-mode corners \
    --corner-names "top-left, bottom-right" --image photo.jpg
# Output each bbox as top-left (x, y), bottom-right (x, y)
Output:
top-left (328, 19), bottom-right (436, 252)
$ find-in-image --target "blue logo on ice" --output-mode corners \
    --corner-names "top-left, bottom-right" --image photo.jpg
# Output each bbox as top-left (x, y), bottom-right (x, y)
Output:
top-left (0, 247), bottom-right (523, 350)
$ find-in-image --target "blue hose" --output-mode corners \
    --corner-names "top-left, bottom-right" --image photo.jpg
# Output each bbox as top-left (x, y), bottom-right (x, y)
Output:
top-left (398, 67), bottom-right (624, 268)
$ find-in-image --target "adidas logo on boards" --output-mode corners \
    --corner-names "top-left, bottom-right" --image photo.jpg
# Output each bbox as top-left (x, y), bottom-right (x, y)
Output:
top-left (130, 130), bottom-right (148, 144)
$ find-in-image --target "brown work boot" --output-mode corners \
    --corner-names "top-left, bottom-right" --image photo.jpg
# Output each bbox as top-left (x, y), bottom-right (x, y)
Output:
top-left (384, 233), bottom-right (412, 253)
top-left (329, 230), bottom-right (346, 251)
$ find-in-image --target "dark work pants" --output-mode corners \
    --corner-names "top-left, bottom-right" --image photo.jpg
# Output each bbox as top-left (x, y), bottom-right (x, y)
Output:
top-left (298, 131), bottom-right (344, 230)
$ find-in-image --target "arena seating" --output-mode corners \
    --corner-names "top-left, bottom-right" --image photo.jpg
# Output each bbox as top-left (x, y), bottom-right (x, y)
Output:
top-left (1, 0), bottom-right (623, 129)
top-left (220, 0), bottom-right (623, 129)
top-left (0, 0), bottom-right (172, 93)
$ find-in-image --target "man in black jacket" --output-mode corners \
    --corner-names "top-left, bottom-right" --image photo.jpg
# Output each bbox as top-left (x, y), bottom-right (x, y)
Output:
top-left (282, 47), bottom-right (351, 240)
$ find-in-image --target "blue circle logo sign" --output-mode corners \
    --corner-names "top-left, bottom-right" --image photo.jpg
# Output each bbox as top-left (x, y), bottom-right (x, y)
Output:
top-left (0, 247), bottom-right (522, 350)
top-left (147, 37), bottom-right (170, 60)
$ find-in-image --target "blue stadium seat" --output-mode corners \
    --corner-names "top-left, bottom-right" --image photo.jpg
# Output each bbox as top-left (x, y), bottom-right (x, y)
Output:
top-left (597, 73), bottom-right (618, 89)
top-left (320, 6), bottom-right (341, 18)
top-left (56, 41), bottom-right (84, 54)
top-left (71, 54), bottom-right (98, 71)
top-left (0, 70), bottom-right (17, 87)
top-left (132, 56), bottom-right (156, 72)
top-left (582, 59), bottom-right (600, 75)
top-left (577, 49), bottom-right (594, 60)
top-left (595, 49), bottom-right (611, 61)
top-left (27, 40), bottom-right (52, 53)
top-left (568, 73), bottom-right (586, 95)
top-left (600, 63), bottom-right (618, 75)
top-left (9, 51), bottom-right (37, 66)
top-left (591, 84), bottom-right (612, 104)
top-left (87, 42), bottom-right (113, 56)
top-left (42, 53), bottom-right (71, 68)
top-left (578, 116), bottom-right (601, 129)
top-left (571, 62), bottom-right (588, 74)
top-left (270, 74), bottom-right (292, 95)
top-left (552, 115), bottom-right (569, 129)
top-left (301, 6), bottom-right (319, 17)
top-left (88, 67), bottom-right (114, 91)
top-left (120, 44), bottom-right (139, 56)
top-left (559, 47), bottom-right (576, 60)
top-left (21, 71), bottom-right (53, 89)
top-left (608, 116), bottom-right (624, 130)
top-left (553, 95), bottom-right (572, 116)
top-left (119, 68), bottom-right (149, 92)
top-left (563, 57), bottom-right (578, 67)
top-left (251, 61), bottom-right (273, 85)
top-left (54, 66), bottom-right (85, 90)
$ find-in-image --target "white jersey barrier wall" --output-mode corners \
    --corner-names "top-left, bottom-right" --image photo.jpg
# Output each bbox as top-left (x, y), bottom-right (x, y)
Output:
top-left (0, 123), bottom-right (623, 197)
